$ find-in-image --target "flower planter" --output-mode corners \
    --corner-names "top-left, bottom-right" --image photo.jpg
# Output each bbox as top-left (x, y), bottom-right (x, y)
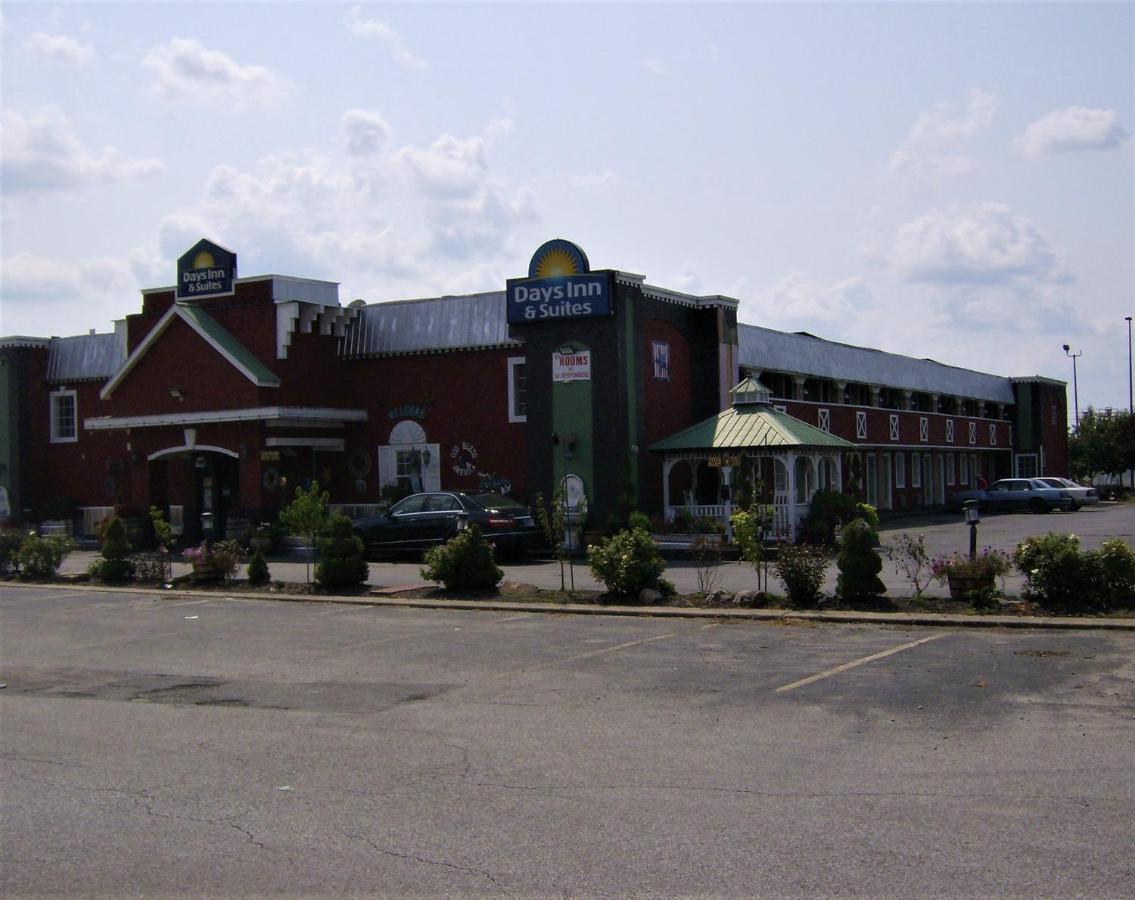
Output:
top-left (191, 561), bottom-right (220, 582)
top-left (947, 573), bottom-right (995, 600)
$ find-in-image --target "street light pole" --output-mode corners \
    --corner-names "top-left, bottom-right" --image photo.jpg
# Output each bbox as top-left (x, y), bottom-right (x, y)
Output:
top-left (1127, 316), bottom-right (1133, 490)
top-left (1062, 344), bottom-right (1082, 429)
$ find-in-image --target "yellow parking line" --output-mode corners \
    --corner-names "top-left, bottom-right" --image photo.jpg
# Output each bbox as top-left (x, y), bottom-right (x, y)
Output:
top-left (775, 633), bottom-right (949, 693)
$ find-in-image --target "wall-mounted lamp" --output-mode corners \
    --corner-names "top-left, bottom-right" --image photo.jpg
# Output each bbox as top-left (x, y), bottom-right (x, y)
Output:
top-left (170, 388), bottom-right (184, 402)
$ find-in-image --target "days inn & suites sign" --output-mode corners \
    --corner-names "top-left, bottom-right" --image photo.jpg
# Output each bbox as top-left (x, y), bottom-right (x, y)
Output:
top-left (176, 238), bottom-right (237, 301)
top-left (506, 239), bottom-right (611, 324)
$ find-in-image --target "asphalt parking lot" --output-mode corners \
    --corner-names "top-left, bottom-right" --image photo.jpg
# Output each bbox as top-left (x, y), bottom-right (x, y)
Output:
top-left (2, 584), bottom-right (1133, 896)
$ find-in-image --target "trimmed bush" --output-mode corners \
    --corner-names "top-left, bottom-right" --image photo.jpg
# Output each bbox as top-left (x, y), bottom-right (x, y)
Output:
top-left (247, 548), bottom-right (271, 586)
top-left (836, 519), bottom-right (886, 605)
top-left (315, 513), bottom-right (368, 589)
top-left (774, 543), bottom-right (829, 607)
top-left (1013, 533), bottom-right (1135, 613)
top-left (17, 532), bottom-right (75, 579)
top-left (98, 515), bottom-right (134, 583)
top-left (802, 491), bottom-right (877, 547)
top-left (586, 527), bottom-right (667, 597)
top-left (0, 528), bottom-right (25, 576)
top-left (421, 525), bottom-right (503, 592)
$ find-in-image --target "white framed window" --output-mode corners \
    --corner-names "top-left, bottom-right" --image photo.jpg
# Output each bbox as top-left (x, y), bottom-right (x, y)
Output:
top-left (919, 416), bottom-right (929, 442)
top-left (946, 454), bottom-right (956, 486)
top-left (946, 419), bottom-right (955, 443)
top-left (969, 422), bottom-right (977, 445)
top-left (960, 453), bottom-right (969, 485)
top-left (911, 452), bottom-right (921, 488)
top-left (50, 389), bottom-right (78, 443)
top-left (774, 404), bottom-right (787, 414)
top-left (989, 423), bottom-right (997, 446)
top-left (889, 414), bottom-right (899, 441)
top-left (507, 357), bottom-right (527, 423)
top-left (818, 408), bottom-right (830, 432)
top-left (856, 411), bottom-right (867, 440)
top-left (1015, 454), bottom-right (1038, 478)
top-left (895, 451), bottom-right (906, 489)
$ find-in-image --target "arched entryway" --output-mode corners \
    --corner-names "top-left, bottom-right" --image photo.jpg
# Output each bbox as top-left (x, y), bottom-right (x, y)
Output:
top-left (148, 446), bottom-right (239, 544)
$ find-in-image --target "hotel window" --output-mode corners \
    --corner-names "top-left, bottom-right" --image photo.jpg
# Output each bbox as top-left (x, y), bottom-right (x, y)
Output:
top-left (911, 452), bottom-right (921, 488)
top-left (818, 408), bottom-right (830, 432)
top-left (889, 414), bottom-right (899, 441)
top-left (651, 341), bottom-right (670, 381)
top-left (960, 453), bottom-right (969, 485)
top-left (895, 452), bottom-right (906, 489)
top-left (856, 411), bottom-right (867, 439)
top-left (50, 389), bottom-right (78, 443)
top-left (946, 454), bottom-right (956, 486)
top-left (507, 357), bottom-right (527, 423)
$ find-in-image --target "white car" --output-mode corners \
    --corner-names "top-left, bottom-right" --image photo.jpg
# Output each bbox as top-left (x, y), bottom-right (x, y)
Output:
top-left (1035, 477), bottom-right (1099, 509)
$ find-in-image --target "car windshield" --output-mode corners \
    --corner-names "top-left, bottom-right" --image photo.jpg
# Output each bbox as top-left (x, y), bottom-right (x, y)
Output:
top-left (1038, 478), bottom-right (1064, 489)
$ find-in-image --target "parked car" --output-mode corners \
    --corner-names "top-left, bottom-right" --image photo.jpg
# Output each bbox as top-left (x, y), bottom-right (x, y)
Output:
top-left (948, 478), bottom-right (1076, 514)
top-left (1034, 477), bottom-right (1099, 509)
top-left (352, 491), bottom-right (540, 559)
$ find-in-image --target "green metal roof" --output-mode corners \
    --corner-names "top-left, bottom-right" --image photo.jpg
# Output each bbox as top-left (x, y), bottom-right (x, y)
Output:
top-left (649, 404), bottom-right (855, 452)
top-left (175, 304), bottom-right (280, 387)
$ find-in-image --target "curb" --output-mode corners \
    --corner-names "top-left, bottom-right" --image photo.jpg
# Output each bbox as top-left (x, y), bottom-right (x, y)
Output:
top-left (4, 579), bottom-right (1134, 630)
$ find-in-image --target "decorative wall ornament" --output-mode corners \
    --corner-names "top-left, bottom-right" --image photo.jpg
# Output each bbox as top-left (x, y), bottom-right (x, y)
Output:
top-left (450, 441), bottom-right (479, 476)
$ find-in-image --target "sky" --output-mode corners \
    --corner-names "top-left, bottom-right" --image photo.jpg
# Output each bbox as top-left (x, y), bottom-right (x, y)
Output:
top-left (2, 1), bottom-right (1132, 413)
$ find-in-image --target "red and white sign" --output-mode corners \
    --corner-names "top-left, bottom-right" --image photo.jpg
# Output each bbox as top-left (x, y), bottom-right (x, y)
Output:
top-left (553, 351), bottom-right (591, 382)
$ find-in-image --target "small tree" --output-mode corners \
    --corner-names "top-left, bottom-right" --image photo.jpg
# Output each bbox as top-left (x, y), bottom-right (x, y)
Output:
top-left (279, 481), bottom-right (329, 583)
top-left (315, 513), bottom-right (369, 589)
top-left (689, 535), bottom-right (722, 598)
top-left (731, 497), bottom-right (772, 593)
top-left (884, 533), bottom-right (932, 599)
top-left (773, 543), bottom-right (829, 608)
top-left (536, 486), bottom-right (573, 592)
top-left (98, 515), bottom-right (134, 583)
top-left (836, 518), bottom-right (886, 606)
top-left (586, 527), bottom-right (667, 597)
top-left (148, 506), bottom-right (174, 584)
top-left (247, 548), bottom-right (271, 586)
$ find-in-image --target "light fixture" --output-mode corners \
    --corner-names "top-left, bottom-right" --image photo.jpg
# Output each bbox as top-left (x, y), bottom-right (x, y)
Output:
top-left (1062, 345), bottom-right (1082, 429)
top-left (170, 388), bottom-right (184, 401)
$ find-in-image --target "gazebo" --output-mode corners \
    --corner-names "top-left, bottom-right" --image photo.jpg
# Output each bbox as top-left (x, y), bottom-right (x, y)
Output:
top-left (649, 378), bottom-right (855, 540)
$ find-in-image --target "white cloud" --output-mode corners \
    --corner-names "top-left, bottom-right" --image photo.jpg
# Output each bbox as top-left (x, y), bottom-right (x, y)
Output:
top-left (21, 32), bottom-right (94, 65)
top-left (345, 6), bottom-right (426, 70)
top-left (888, 88), bottom-right (995, 182)
top-left (395, 134), bottom-right (487, 198)
top-left (142, 39), bottom-right (292, 108)
top-left (1018, 106), bottom-right (1128, 156)
top-left (0, 251), bottom-right (136, 335)
top-left (888, 202), bottom-right (1057, 286)
top-left (0, 107), bottom-right (164, 193)
top-left (569, 169), bottom-right (621, 189)
top-left (342, 109), bottom-right (392, 156)
top-left (644, 58), bottom-right (665, 76)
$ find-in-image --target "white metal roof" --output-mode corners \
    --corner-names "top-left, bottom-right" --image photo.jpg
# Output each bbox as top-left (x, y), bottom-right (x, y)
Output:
top-left (738, 324), bottom-right (1016, 403)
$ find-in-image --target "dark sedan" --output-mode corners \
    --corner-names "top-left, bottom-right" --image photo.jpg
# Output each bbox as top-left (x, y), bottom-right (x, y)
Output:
top-left (948, 478), bottom-right (1076, 514)
top-left (353, 492), bottom-right (540, 559)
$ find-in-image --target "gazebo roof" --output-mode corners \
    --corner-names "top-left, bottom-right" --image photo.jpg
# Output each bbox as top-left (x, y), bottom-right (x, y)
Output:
top-left (649, 403), bottom-right (854, 452)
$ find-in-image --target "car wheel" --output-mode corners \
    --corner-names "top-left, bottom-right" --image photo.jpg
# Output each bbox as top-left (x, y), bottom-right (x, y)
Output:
top-left (1070, 502), bottom-right (1082, 511)
top-left (1028, 498), bottom-right (1049, 514)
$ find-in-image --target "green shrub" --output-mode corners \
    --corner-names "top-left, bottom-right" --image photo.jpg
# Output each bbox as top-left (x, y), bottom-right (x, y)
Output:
top-left (315, 513), bottom-right (368, 589)
top-left (17, 532), bottom-right (75, 579)
top-left (836, 519), bottom-right (886, 605)
top-left (802, 491), bottom-right (876, 546)
top-left (1011, 532), bottom-right (1133, 613)
top-left (1095, 539), bottom-right (1135, 609)
top-left (98, 515), bottom-right (134, 583)
top-left (0, 528), bottom-right (25, 576)
top-left (774, 543), bottom-right (829, 607)
top-left (421, 525), bottom-right (503, 592)
top-left (247, 548), bottom-right (271, 586)
top-left (586, 527), bottom-right (667, 597)
top-left (628, 511), bottom-right (652, 532)
top-left (132, 552), bottom-right (171, 584)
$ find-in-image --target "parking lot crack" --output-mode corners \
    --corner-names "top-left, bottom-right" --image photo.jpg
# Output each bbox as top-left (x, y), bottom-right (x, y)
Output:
top-left (336, 829), bottom-right (503, 889)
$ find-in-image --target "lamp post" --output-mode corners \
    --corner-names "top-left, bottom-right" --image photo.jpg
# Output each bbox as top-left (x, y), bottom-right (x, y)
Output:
top-left (1127, 316), bottom-right (1133, 489)
top-left (963, 500), bottom-right (980, 561)
top-left (1062, 344), bottom-right (1082, 429)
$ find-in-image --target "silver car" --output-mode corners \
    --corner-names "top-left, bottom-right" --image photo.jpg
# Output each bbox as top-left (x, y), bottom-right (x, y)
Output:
top-left (1035, 477), bottom-right (1099, 509)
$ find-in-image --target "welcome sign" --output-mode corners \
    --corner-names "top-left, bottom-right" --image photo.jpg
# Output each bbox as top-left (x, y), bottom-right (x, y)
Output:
top-left (507, 239), bottom-right (612, 324)
top-left (176, 239), bottom-right (237, 300)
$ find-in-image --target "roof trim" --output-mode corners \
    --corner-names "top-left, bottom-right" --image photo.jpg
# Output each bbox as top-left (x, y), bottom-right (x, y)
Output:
top-left (101, 302), bottom-right (280, 399)
top-left (650, 405), bottom-right (856, 452)
top-left (85, 405), bottom-right (368, 430)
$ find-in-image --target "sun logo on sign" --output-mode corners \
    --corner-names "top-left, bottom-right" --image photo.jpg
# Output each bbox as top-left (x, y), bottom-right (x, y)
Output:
top-left (192, 250), bottom-right (215, 269)
top-left (528, 239), bottom-right (590, 279)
